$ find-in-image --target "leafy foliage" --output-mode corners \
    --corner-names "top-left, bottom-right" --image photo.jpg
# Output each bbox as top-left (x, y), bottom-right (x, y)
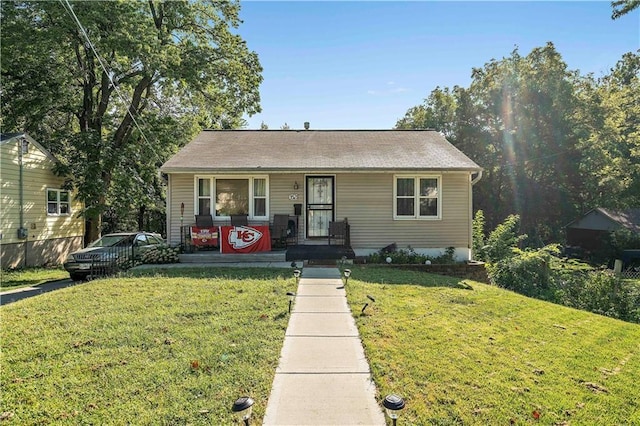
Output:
top-left (486, 245), bottom-right (555, 299)
top-left (487, 243), bottom-right (640, 323)
top-left (1, 1), bottom-right (262, 239)
top-left (141, 245), bottom-right (180, 264)
top-left (366, 246), bottom-right (456, 264)
top-left (483, 214), bottom-right (526, 263)
top-left (396, 44), bottom-right (640, 244)
top-left (472, 209), bottom-right (486, 261)
top-left (611, 0), bottom-right (640, 19)
top-left (611, 228), bottom-right (640, 251)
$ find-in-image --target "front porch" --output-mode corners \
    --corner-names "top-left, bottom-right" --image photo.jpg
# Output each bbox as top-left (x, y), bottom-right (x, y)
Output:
top-left (179, 244), bottom-right (355, 264)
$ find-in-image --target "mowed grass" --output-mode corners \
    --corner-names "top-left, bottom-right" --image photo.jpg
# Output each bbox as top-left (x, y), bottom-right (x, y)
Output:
top-left (345, 266), bottom-right (640, 425)
top-left (1, 267), bottom-right (69, 290)
top-left (1, 267), bottom-right (296, 425)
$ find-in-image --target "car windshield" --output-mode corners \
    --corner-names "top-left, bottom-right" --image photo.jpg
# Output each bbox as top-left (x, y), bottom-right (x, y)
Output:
top-left (88, 235), bottom-right (134, 248)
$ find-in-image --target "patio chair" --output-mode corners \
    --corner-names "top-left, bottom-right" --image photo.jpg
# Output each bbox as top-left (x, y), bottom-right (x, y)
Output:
top-left (328, 221), bottom-right (347, 246)
top-left (195, 214), bottom-right (214, 228)
top-left (271, 214), bottom-right (290, 248)
top-left (231, 214), bottom-right (248, 226)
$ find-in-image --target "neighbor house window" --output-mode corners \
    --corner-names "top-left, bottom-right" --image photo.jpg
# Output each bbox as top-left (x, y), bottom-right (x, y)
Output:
top-left (393, 175), bottom-right (441, 219)
top-left (195, 176), bottom-right (268, 219)
top-left (47, 188), bottom-right (70, 215)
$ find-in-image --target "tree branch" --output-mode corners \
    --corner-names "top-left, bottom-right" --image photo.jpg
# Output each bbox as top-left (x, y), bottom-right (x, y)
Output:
top-left (113, 74), bottom-right (153, 149)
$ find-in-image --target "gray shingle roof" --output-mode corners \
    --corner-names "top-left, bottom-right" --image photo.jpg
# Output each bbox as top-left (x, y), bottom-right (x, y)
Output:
top-left (161, 130), bottom-right (481, 173)
top-left (598, 208), bottom-right (640, 233)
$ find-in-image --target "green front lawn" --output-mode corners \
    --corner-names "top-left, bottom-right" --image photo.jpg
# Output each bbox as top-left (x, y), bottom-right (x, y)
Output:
top-left (2, 266), bottom-right (639, 425)
top-left (1, 267), bottom-right (296, 424)
top-left (1, 267), bottom-right (69, 290)
top-left (345, 266), bottom-right (640, 425)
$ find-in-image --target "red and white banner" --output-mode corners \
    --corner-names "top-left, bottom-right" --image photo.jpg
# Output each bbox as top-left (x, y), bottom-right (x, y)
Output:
top-left (190, 226), bottom-right (219, 247)
top-left (220, 225), bottom-right (271, 253)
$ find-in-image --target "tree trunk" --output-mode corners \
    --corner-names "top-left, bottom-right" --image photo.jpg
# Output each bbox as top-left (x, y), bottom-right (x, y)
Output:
top-left (86, 170), bottom-right (112, 243)
top-left (138, 205), bottom-right (146, 231)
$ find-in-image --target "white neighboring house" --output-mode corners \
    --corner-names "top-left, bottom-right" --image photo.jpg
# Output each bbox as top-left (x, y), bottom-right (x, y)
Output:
top-left (1, 133), bottom-right (84, 269)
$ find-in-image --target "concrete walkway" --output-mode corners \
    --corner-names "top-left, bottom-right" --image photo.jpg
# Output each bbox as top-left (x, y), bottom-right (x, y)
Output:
top-left (263, 267), bottom-right (385, 425)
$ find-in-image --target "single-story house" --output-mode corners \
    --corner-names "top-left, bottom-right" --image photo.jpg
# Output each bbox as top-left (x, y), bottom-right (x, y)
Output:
top-left (1, 133), bottom-right (84, 269)
top-left (566, 207), bottom-right (640, 252)
top-left (160, 130), bottom-right (482, 261)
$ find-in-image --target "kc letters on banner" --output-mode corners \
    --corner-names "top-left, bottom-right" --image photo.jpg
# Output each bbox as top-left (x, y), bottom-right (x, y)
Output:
top-left (220, 225), bottom-right (271, 253)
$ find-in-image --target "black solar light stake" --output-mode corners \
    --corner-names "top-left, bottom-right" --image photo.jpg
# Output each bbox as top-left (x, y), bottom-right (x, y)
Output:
top-left (361, 294), bottom-right (376, 314)
top-left (343, 269), bottom-right (351, 285)
top-left (286, 292), bottom-right (296, 313)
top-left (232, 396), bottom-right (254, 425)
top-left (293, 269), bottom-right (301, 284)
top-left (383, 394), bottom-right (405, 426)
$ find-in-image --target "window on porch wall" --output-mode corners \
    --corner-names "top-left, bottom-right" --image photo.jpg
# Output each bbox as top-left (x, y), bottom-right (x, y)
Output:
top-left (196, 177), bottom-right (267, 219)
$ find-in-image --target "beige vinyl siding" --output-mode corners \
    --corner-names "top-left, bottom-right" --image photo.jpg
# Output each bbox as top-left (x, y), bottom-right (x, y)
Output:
top-left (166, 171), bottom-right (472, 250)
top-left (166, 174), bottom-right (195, 245)
top-left (267, 174), bottom-right (304, 241)
top-left (335, 172), bottom-right (471, 250)
top-left (1, 140), bottom-right (83, 245)
top-left (167, 173), bottom-right (306, 245)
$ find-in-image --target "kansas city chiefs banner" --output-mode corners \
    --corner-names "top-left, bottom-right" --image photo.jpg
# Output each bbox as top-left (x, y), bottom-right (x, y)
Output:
top-left (220, 225), bottom-right (272, 253)
top-left (190, 226), bottom-right (219, 247)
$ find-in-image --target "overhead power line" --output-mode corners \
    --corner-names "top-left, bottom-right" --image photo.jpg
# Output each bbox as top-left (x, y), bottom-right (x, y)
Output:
top-left (59, 0), bottom-right (160, 162)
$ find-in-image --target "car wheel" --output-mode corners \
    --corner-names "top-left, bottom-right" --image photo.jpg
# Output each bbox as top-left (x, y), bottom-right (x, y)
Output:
top-left (69, 273), bottom-right (86, 281)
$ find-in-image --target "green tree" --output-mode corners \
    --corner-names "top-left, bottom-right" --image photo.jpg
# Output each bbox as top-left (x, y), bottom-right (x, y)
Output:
top-left (396, 43), bottom-right (588, 241)
top-left (611, 0), bottom-right (640, 19)
top-left (1, 1), bottom-right (262, 241)
top-left (574, 51), bottom-right (640, 210)
top-left (472, 210), bottom-right (487, 261)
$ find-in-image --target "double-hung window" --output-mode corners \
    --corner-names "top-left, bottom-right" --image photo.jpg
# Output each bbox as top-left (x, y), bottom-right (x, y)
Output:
top-left (47, 188), bottom-right (70, 215)
top-left (195, 176), bottom-right (268, 219)
top-left (394, 175), bottom-right (441, 219)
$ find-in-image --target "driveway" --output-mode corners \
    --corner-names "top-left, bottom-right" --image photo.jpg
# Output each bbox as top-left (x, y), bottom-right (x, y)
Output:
top-left (0, 279), bottom-right (85, 305)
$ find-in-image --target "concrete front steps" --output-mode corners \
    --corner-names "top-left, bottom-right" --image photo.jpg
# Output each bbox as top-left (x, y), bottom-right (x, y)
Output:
top-left (178, 251), bottom-right (287, 263)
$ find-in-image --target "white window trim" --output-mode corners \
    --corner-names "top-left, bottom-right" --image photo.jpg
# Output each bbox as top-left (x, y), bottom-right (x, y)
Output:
top-left (393, 175), bottom-right (442, 220)
top-left (46, 188), bottom-right (71, 216)
top-left (194, 175), bottom-right (269, 220)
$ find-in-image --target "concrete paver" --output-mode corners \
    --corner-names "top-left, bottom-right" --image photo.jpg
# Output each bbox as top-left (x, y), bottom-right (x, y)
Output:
top-left (263, 267), bottom-right (385, 425)
top-left (265, 374), bottom-right (383, 425)
top-left (286, 313), bottom-right (358, 336)
top-left (277, 336), bottom-right (371, 373)
top-left (296, 284), bottom-right (346, 296)
top-left (292, 296), bottom-right (351, 313)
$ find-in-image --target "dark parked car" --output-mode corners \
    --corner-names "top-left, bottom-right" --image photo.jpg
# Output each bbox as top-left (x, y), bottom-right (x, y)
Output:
top-left (64, 232), bottom-right (164, 280)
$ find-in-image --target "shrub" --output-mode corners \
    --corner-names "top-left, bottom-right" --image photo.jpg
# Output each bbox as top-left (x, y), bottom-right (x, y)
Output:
top-left (484, 214), bottom-right (526, 263)
top-left (557, 270), bottom-right (640, 323)
top-left (141, 245), bottom-right (180, 264)
top-left (488, 244), bottom-right (640, 324)
top-left (486, 245), bottom-right (555, 299)
top-left (366, 246), bottom-right (457, 264)
top-left (472, 210), bottom-right (486, 261)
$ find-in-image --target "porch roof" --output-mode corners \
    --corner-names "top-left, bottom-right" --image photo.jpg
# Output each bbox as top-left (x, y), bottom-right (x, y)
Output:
top-left (161, 130), bottom-right (482, 173)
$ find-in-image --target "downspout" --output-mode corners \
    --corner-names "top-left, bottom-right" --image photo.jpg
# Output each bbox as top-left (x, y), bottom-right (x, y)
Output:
top-left (471, 170), bottom-right (483, 186)
top-left (468, 171), bottom-right (483, 261)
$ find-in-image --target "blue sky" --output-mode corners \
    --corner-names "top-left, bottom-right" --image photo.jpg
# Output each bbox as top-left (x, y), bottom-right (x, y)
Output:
top-left (238, 1), bottom-right (639, 130)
